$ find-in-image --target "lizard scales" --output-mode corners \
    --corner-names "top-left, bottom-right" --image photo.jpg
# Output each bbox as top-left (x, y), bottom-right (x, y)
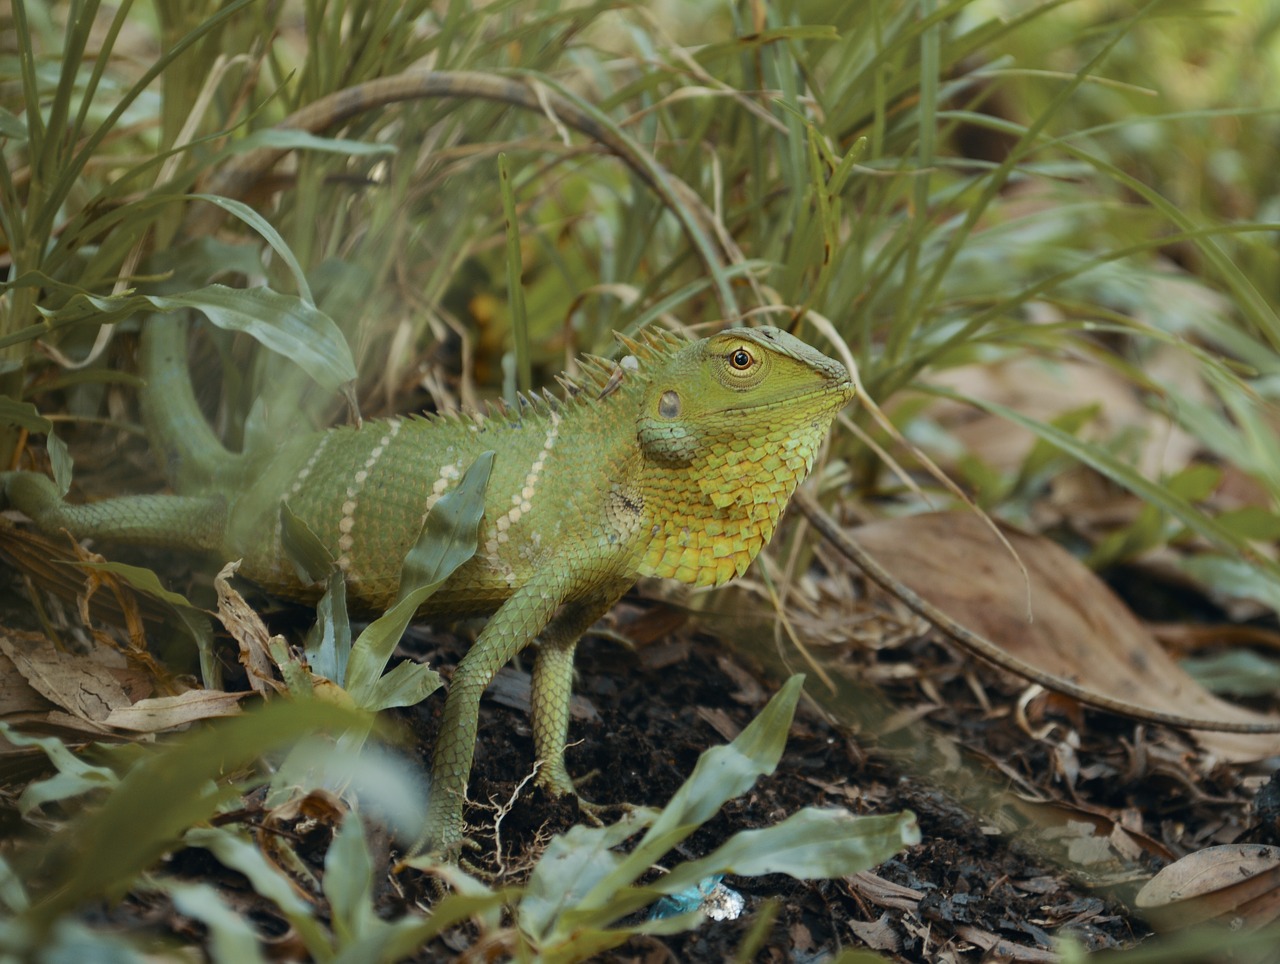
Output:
top-left (3, 323), bottom-right (856, 852)
top-left (243, 327), bottom-right (848, 610)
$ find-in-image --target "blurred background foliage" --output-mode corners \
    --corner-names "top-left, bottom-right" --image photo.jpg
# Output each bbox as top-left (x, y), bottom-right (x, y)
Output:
top-left (4, 0), bottom-right (1279, 586)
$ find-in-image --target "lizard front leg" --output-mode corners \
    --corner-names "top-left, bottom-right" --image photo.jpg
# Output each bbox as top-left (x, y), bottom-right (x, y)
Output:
top-left (418, 576), bottom-right (563, 857)
top-left (530, 588), bottom-right (627, 798)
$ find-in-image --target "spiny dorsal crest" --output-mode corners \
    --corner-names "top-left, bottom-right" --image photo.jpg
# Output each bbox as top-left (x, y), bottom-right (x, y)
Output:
top-left (421, 327), bottom-right (688, 429)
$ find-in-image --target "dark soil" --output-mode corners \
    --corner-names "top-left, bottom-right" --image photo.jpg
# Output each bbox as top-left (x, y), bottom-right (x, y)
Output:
top-left (380, 585), bottom-right (1229, 962)
top-left (3, 537), bottom-right (1273, 961)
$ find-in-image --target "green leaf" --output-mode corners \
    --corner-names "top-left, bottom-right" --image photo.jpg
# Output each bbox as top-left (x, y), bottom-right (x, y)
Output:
top-left (656, 809), bottom-right (918, 890)
top-left (539, 676), bottom-right (805, 934)
top-left (45, 432), bottom-right (73, 497)
top-left (1215, 506), bottom-right (1280, 542)
top-left (1181, 649), bottom-right (1280, 698)
top-left (930, 387), bottom-right (1280, 589)
top-left (0, 396), bottom-right (52, 434)
top-left (280, 500), bottom-right (336, 584)
top-left (325, 812), bottom-right (374, 945)
top-left (0, 398), bottom-right (73, 495)
top-left (1179, 553), bottom-right (1280, 615)
top-left (228, 128), bottom-right (397, 159)
top-left (167, 883), bottom-right (270, 964)
top-left (1167, 463), bottom-right (1221, 502)
top-left (342, 450), bottom-right (492, 703)
top-left (363, 659), bottom-right (442, 713)
top-left (22, 699), bottom-right (372, 930)
top-left (40, 285), bottom-right (357, 392)
top-left (628, 675), bottom-right (803, 857)
top-left (519, 811), bottom-right (653, 942)
top-left (1, 725), bottom-right (120, 815)
top-left (0, 857), bottom-right (28, 914)
top-left (183, 826), bottom-right (330, 956)
top-left (0, 107), bottom-right (27, 142)
top-left (73, 559), bottom-right (197, 610)
top-left (395, 450), bottom-right (495, 604)
top-left (73, 559), bottom-right (218, 686)
top-left (305, 570), bottom-right (351, 684)
top-left (331, 892), bottom-right (511, 964)
top-left (142, 285), bottom-right (356, 390)
top-left (188, 195), bottom-right (316, 305)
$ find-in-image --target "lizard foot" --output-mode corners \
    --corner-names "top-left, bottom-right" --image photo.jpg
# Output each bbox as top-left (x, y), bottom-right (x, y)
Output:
top-left (535, 763), bottom-right (629, 824)
top-left (575, 795), bottom-right (636, 828)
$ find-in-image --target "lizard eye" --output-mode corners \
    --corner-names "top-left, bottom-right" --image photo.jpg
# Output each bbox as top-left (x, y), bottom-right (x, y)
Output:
top-left (728, 347), bottom-right (754, 371)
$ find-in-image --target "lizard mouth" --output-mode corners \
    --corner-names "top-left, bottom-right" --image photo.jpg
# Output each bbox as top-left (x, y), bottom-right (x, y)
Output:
top-left (706, 381), bottom-right (857, 417)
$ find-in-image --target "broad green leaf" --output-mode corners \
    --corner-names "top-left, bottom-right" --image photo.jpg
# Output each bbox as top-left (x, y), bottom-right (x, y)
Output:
top-left (228, 128), bottom-right (397, 159)
top-left (305, 570), bottom-right (351, 684)
top-left (520, 811), bottom-right (653, 941)
top-left (1181, 549), bottom-right (1280, 613)
top-left (0, 107), bottom-right (26, 141)
top-left (45, 433), bottom-right (72, 496)
top-left (0, 397), bottom-right (53, 434)
top-left (395, 450), bottom-right (495, 603)
top-left (656, 809), bottom-right (918, 891)
top-left (188, 195), bottom-right (315, 305)
top-left (280, 500), bottom-right (336, 584)
top-left (73, 559), bottom-right (197, 610)
top-left (1167, 463), bottom-right (1222, 502)
top-left (183, 827), bottom-right (329, 957)
top-left (1, 725), bottom-right (119, 815)
top-left (325, 812), bottom-right (374, 945)
top-left (569, 676), bottom-right (804, 918)
top-left (143, 285), bottom-right (356, 390)
top-left (1215, 506), bottom-right (1280, 542)
top-left (1181, 650), bottom-right (1280, 698)
top-left (0, 857), bottom-right (28, 913)
top-left (544, 810), bottom-right (917, 944)
top-left (167, 883), bottom-right (270, 964)
top-left (39, 286), bottom-right (357, 392)
top-left (363, 659), bottom-right (442, 712)
top-left (0, 398), bottom-right (72, 495)
top-left (23, 699), bottom-right (372, 929)
top-left (344, 451), bottom-right (492, 703)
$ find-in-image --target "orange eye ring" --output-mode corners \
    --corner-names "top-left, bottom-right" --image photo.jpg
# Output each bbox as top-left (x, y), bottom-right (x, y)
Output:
top-left (729, 347), bottom-right (754, 370)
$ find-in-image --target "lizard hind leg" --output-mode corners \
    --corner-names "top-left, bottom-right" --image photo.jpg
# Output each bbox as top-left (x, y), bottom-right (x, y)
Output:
top-left (0, 472), bottom-right (226, 552)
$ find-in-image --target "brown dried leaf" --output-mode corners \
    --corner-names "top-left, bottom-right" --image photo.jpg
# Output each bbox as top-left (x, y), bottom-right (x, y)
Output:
top-left (1006, 795), bottom-right (1175, 865)
top-left (0, 630), bottom-right (129, 725)
top-left (101, 690), bottom-right (245, 731)
top-left (846, 912), bottom-right (901, 952)
top-left (853, 512), bottom-right (1280, 761)
top-left (927, 351), bottom-right (1201, 479)
top-left (0, 650), bottom-right (58, 716)
top-left (1135, 844), bottom-right (1280, 931)
top-left (214, 561), bottom-right (280, 695)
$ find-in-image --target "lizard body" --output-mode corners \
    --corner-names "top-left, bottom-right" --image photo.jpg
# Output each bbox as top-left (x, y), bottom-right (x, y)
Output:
top-left (2, 322), bottom-right (856, 851)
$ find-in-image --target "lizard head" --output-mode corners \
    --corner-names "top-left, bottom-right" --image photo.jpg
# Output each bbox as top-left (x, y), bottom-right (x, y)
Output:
top-left (632, 326), bottom-right (856, 588)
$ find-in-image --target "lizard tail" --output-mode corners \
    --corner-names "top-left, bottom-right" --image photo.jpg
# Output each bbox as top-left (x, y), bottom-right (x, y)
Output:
top-left (139, 315), bottom-right (246, 491)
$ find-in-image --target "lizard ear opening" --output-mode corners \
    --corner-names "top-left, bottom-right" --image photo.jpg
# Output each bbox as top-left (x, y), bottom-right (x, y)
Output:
top-left (638, 391), bottom-right (699, 465)
top-left (658, 390), bottom-right (681, 419)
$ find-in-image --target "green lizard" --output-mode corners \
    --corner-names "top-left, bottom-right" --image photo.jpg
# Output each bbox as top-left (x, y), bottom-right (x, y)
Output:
top-left (1, 319), bottom-right (856, 853)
